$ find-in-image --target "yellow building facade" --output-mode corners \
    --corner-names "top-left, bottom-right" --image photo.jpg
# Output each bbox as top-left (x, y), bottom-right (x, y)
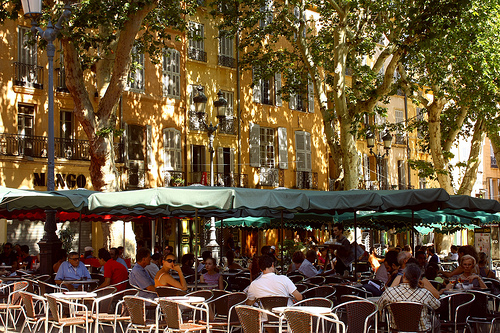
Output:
top-left (0, 6), bottom-right (434, 258)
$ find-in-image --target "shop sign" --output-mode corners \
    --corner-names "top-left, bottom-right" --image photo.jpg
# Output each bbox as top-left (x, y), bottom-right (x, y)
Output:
top-left (33, 173), bottom-right (87, 189)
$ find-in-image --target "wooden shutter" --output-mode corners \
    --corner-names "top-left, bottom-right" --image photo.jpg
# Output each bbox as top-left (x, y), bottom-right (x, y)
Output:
top-left (230, 148), bottom-right (235, 172)
top-left (146, 125), bottom-right (153, 170)
top-left (275, 73), bottom-right (282, 106)
top-left (278, 127), bottom-right (288, 169)
top-left (217, 147), bottom-right (224, 173)
top-left (253, 68), bottom-right (261, 103)
top-left (249, 122), bottom-right (260, 167)
top-left (308, 79), bottom-right (314, 113)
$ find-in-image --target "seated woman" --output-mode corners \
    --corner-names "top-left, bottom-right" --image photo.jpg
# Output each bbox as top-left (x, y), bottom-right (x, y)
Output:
top-left (441, 245), bottom-right (479, 278)
top-left (155, 253), bottom-right (187, 291)
top-left (444, 254), bottom-right (487, 290)
top-left (200, 257), bottom-right (223, 289)
top-left (478, 252), bottom-right (496, 279)
top-left (377, 263), bottom-right (440, 332)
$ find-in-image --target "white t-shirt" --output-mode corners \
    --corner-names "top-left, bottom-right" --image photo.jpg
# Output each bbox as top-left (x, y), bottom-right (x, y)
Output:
top-left (247, 273), bottom-right (297, 306)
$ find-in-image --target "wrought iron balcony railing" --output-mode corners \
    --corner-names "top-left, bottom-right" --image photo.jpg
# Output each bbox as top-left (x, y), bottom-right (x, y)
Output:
top-left (394, 134), bottom-right (406, 145)
top-left (14, 62), bottom-right (44, 89)
top-left (295, 171), bottom-right (318, 189)
top-left (259, 167), bottom-right (284, 187)
top-left (189, 171), bottom-right (248, 187)
top-left (188, 48), bottom-right (207, 62)
top-left (218, 116), bottom-right (237, 135)
top-left (188, 111), bottom-right (207, 131)
top-left (0, 133), bottom-right (124, 162)
top-left (218, 55), bottom-right (236, 68)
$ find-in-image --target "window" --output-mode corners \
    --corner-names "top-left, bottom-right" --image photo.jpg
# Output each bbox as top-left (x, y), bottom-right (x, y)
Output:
top-left (16, 26), bottom-right (41, 88)
top-left (491, 142), bottom-right (497, 168)
top-left (295, 131), bottom-right (311, 171)
top-left (126, 124), bottom-right (145, 188)
top-left (188, 22), bottom-right (206, 62)
top-left (163, 128), bottom-right (182, 171)
top-left (162, 49), bottom-right (180, 98)
top-left (260, 127), bottom-right (275, 168)
top-left (395, 109), bottom-right (404, 144)
top-left (260, 0), bottom-right (273, 27)
top-left (17, 104), bottom-right (34, 156)
top-left (59, 110), bottom-right (74, 159)
top-left (289, 76), bottom-right (314, 113)
top-left (218, 31), bottom-right (235, 68)
top-left (253, 68), bottom-right (278, 105)
top-left (191, 145), bottom-right (206, 184)
top-left (220, 91), bottom-right (234, 116)
top-left (398, 160), bottom-right (406, 189)
top-left (128, 47), bottom-right (145, 91)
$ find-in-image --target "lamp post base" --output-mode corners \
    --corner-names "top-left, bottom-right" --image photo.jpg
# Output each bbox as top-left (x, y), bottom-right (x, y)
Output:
top-left (38, 210), bottom-right (62, 274)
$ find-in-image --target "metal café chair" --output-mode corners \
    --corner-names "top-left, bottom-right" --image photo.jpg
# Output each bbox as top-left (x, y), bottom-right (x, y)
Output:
top-left (283, 307), bottom-right (346, 333)
top-left (332, 299), bottom-right (378, 333)
top-left (155, 286), bottom-right (187, 297)
top-left (19, 291), bottom-right (47, 333)
top-left (235, 305), bottom-right (281, 333)
top-left (257, 295), bottom-right (292, 331)
top-left (439, 292), bottom-right (475, 332)
top-left (295, 283), bottom-right (308, 293)
top-left (384, 301), bottom-right (437, 333)
top-left (45, 293), bottom-right (92, 333)
top-left (156, 297), bottom-right (210, 333)
top-left (0, 280), bottom-right (29, 330)
top-left (93, 288), bottom-right (136, 333)
top-left (123, 295), bottom-right (158, 333)
top-left (201, 291), bottom-right (247, 332)
top-left (466, 290), bottom-right (500, 333)
top-left (304, 276), bottom-right (326, 285)
top-left (293, 297), bottom-right (334, 309)
top-left (301, 285), bottom-right (336, 302)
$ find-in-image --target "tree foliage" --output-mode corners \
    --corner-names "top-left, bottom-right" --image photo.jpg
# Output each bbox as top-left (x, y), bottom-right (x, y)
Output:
top-left (212, 0), bottom-right (470, 190)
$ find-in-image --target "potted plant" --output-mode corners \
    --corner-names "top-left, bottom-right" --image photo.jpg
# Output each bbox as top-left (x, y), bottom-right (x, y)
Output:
top-left (171, 178), bottom-right (185, 187)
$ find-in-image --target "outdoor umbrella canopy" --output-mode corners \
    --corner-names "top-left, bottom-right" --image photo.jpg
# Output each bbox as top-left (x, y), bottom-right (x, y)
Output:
top-left (298, 189), bottom-right (383, 213)
top-left (377, 188), bottom-right (450, 211)
top-left (88, 186), bottom-right (235, 214)
top-left (442, 195), bottom-right (500, 212)
top-left (0, 187), bottom-right (95, 212)
top-left (441, 208), bottom-right (500, 224)
top-left (212, 216), bottom-right (312, 230)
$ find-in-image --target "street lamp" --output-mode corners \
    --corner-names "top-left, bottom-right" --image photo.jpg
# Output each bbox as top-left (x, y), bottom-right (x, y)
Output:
top-left (194, 86), bottom-right (227, 261)
top-left (21, 0), bottom-right (72, 274)
top-left (366, 129), bottom-right (392, 190)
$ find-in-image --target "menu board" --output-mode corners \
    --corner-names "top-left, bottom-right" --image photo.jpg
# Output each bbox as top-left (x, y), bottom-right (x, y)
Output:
top-left (474, 227), bottom-right (491, 255)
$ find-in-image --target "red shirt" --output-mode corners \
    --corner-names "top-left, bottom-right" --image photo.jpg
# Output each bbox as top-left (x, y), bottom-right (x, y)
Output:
top-left (103, 259), bottom-right (128, 291)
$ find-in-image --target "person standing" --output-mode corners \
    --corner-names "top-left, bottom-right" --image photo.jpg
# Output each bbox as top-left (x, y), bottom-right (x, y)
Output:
top-left (331, 223), bottom-right (353, 274)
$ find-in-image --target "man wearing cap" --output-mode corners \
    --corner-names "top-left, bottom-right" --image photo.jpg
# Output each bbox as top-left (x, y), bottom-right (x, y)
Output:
top-left (82, 246), bottom-right (100, 273)
top-left (55, 251), bottom-right (91, 291)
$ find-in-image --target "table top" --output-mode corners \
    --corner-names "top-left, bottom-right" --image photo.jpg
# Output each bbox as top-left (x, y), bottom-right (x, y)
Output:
top-left (186, 283), bottom-right (218, 290)
top-left (273, 306), bottom-right (331, 315)
top-left (50, 291), bottom-right (97, 299)
top-left (162, 296), bottom-right (205, 303)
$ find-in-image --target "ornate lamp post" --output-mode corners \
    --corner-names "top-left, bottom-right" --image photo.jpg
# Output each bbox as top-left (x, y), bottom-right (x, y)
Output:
top-left (366, 130), bottom-right (393, 190)
top-left (194, 86), bottom-right (227, 261)
top-left (21, 0), bottom-right (72, 274)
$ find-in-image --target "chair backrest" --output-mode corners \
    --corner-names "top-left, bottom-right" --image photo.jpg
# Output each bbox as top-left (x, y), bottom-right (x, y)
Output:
top-left (385, 301), bottom-right (426, 332)
top-left (283, 308), bottom-right (334, 333)
top-left (11, 281), bottom-right (29, 304)
top-left (211, 291), bottom-right (247, 318)
top-left (288, 275), bottom-right (304, 284)
top-left (155, 286), bottom-right (187, 297)
top-left (331, 284), bottom-right (370, 301)
top-left (257, 295), bottom-right (290, 311)
top-left (295, 284), bottom-right (308, 293)
top-left (186, 289), bottom-right (213, 301)
top-left (235, 305), bottom-right (266, 333)
top-left (304, 276), bottom-right (325, 285)
top-left (447, 292), bottom-right (475, 323)
top-left (294, 297), bottom-right (333, 309)
top-left (334, 300), bottom-right (377, 333)
top-left (19, 291), bottom-right (36, 319)
top-left (302, 285), bottom-right (335, 300)
top-left (325, 275), bottom-right (348, 284)
top-left (234, 276), bottom-right (251, 291)
top-left (45, 294), bottom-right (61, 322)
top-left (94, 286), bottom-right (117, 313)
top-left (339, 294), bottom-right (365, 304)
top-left (123, 296), bottom-right (147, 326)
top-left (157, 299), bottom-right (181, 330)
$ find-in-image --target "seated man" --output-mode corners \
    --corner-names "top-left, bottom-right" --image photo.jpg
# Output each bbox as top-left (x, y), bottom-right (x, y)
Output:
top-left (298, 249), bottom-right (322, 278)
top-left (246, 255), bottom-right (302, 306)
top-left (377, 263), bottom-right (440, 332)
top-left (55, 251), bottom-right (91, 291)
top-left (110, 247), bottom-right (128, 269)
top-left (129, 247), bottom-right (156, 298)
top-left (96, 248), bottom-right (129, 291)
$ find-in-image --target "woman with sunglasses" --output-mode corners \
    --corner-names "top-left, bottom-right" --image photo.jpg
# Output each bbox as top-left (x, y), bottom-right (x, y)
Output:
top-left (200, 257), bottom-right (223, 289)
top-left (154, 253), bottom-right (187, 290)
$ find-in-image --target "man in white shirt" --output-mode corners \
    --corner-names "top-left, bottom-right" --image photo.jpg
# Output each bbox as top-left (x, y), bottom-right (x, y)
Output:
top-left (246, 255), bottom-right (303, 306)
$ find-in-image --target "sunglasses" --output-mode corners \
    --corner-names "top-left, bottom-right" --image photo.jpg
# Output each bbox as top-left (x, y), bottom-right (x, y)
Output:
top-left (165, 258), bottom-right (176, 263)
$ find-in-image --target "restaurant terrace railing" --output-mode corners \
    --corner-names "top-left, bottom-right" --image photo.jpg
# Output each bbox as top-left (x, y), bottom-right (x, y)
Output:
top-left (0, 133), bottom-right (124, 162)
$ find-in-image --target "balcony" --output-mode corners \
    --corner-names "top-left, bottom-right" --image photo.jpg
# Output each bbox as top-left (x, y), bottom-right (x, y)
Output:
top-left (189, 171), bottom-right (248, 187)
top-left (259, 168), bottom-right (284, 187)
top-left (394, 134), bottom-right (406, 145)
top-left (188, 48), bottom-right (207, 62)
top-left (218, 55), bottom-right (236, 68)
top-left (163, 171), bottom-right (186, 187)
top-left (0, 133), bottom-right (124, 162)
top-left (188, 111), bottom-right (206, 131)
top-left (14, 62), bottom-right (44, 89)
top-left (218, 116), bottom-right (237, 135)
top-left (295, 171), bottom-right (318, 189)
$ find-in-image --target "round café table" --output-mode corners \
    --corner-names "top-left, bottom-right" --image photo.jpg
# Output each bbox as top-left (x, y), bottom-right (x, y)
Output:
top-left (59, 279), bottom-right (100, 291)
